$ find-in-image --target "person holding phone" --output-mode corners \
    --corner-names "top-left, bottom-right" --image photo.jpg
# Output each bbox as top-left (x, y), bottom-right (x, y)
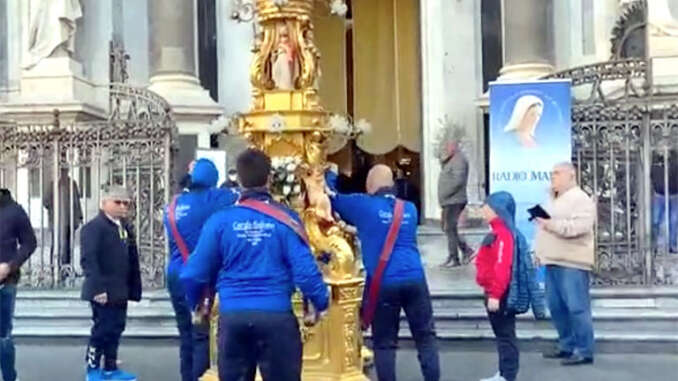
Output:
top-left (534, 162), bottom-right (596, 366)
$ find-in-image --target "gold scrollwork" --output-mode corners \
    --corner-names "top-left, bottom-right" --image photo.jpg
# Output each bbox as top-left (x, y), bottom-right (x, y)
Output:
top-left (343, 306), bottom-right (359, 369)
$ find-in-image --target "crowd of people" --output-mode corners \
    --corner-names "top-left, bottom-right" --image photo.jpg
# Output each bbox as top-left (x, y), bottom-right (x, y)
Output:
top-left (0, 145), bottom-right (598, 381)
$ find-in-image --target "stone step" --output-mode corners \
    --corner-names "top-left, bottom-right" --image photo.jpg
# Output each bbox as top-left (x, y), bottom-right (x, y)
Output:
top-left (403, 308), bottom-right (678, 333)
top-left (429, 288), bottom-right (678, 310)
top-left (12, 288), bottom-right (678, 352)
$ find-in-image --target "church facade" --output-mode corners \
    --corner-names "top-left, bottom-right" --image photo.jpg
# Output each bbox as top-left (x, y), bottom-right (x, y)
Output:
top-left (1, 0), bottom-right (678, 287)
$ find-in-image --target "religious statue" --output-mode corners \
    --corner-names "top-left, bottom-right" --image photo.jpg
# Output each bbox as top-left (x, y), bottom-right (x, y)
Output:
top-left (648, 0), bottom-right (678, 36)
top-left (504, 95), bottom-right (544, 149)
top-left (23, 0), bottom-right (83, 70)
top-left (271, 23), bottom-right (300, 90)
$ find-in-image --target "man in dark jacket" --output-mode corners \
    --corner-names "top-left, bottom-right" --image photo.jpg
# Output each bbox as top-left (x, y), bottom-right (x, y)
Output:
top-left (81, 186), bottom-right (142, 381)
top-left (326, 165), bottom-right (440, 381)
top-left (43, 169), bottom-right (84, 266)
top-left (395, 161), bottom-right (421, 223)
top-left (0, 188), bottom-right (37, 381)
top-left (163, 159), bottom-right (239, 381)
top-left (437, 141), bottom-right (473, 267)
top-left (181, 149), bottom-right (329, 381)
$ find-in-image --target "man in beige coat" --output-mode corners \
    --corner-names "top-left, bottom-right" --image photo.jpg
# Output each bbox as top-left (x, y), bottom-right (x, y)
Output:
top-left (534, 162), bottom-right (595, 366)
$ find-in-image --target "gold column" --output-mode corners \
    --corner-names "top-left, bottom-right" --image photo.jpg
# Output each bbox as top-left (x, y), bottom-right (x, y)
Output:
top-left (202, 1), bottom-right (367, 380)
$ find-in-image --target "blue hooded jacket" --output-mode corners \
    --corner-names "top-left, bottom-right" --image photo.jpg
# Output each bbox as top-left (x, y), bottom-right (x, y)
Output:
top-left (326, 171), bottom-right (425, 285)
top-left (163, 158), bottom-right (240, 278)
top-left (180, 190), bottom-right (329, 313)
top-left (485, 191), bottom-right (546, 319)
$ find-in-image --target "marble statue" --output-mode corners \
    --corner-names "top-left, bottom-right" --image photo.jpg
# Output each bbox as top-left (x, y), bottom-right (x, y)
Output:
top-left (23, 0), bottom-right (83, 70)
top-left (271, 23), bottom-right (299, 90)
top-left (649, 0), bottom-right (678, 36)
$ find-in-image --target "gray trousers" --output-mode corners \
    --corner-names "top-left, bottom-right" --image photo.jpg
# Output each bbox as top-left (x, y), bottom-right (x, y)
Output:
top-left (443, 203), bottom-right (471, 265)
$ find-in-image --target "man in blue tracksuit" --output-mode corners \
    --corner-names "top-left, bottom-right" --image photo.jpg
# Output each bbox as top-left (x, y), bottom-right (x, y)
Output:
top-left (327, 164), bottom-right (440, 381)
top-left (163, 158), bottom-right (239, 381)
top-left (181, 149), bottom-right (329, 381)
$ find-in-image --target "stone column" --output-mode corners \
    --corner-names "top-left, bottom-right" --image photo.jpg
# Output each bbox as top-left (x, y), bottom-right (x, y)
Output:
top-left (147, 0), bottom-right (222, 142)
top-left (499, 0), bottom-right (555, 80)
top-left (421, 0), bottom-right (485, 221)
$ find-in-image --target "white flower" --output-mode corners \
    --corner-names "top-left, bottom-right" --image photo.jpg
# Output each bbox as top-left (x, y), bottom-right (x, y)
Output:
top-left (330, 0), bottom-right (348, 16)
top-left (283, 185), bottom-right (292, 195)
top-left (272, 157), bottom-right (282, 167)
top-left (355, 119), bottom-right (372, 134)
top-left (286, 162), bottom-right (297, 172)
top-left (286, 174), bottom-right (295, 183)
top-left (329, 114), bottom-right (350, 135)
top-left (293, 184), bottom-right (301, 194)
top-left (273, 0), bottom-right (289, 7)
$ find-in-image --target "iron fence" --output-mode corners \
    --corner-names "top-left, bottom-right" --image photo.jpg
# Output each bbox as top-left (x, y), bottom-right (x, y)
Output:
top-left (0, 84), bottom-right (175, 289)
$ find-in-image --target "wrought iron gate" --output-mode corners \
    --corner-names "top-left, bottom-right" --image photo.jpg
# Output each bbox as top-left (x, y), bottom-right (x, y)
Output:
top-left (0, 84), bottom-right (175, 289)
top-left (546, 58), bottom-right (678, 286)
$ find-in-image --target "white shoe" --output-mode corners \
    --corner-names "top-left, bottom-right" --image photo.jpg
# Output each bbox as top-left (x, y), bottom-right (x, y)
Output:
top-left (480, 372), bottom-right (506, 381)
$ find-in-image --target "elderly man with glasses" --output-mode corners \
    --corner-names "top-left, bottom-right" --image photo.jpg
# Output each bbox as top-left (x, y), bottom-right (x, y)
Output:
top-left (81, 186), bottom-right (142, 381)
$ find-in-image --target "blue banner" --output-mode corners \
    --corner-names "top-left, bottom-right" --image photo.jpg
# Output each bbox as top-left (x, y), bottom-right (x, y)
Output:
top-left (489, 80), bottom-right (572, 261)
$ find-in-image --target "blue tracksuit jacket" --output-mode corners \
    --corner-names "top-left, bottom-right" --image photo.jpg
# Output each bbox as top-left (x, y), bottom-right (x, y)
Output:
top-left (180, 190), bottom-right (329, 313)
top-left (326, 172), bottom-right (425, 285)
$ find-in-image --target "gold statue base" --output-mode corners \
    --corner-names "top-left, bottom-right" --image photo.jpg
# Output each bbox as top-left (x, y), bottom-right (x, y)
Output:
top-left (200, 279), bottom-right (368, 381)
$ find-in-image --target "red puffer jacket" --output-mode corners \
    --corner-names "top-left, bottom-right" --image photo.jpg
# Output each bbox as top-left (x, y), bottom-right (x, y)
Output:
top-left (475, 218), bottom-right (514, 300)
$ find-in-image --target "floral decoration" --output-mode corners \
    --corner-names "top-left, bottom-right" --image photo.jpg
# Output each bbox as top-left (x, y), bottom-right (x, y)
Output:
top-left (271, 156), bottom-right (303, 205)
top-left (329, 0), bottom-right (348, 17)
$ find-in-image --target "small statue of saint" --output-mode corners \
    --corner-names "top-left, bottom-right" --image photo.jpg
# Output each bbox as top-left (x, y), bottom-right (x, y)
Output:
top-left (271, 23), bottom-right (300, 90)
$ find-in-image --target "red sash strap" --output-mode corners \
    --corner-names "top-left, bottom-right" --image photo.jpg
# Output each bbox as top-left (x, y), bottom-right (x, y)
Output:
top-left (238, 199), bottom-right (310, 245)
top-left (168, 194), bottom-right (215, 321)
top-left (168, 195), bottom-right (191, 263)
top-left (361, 199), bottom-right (405, 330)
top-left (238, 198), bottom-right (316, 318)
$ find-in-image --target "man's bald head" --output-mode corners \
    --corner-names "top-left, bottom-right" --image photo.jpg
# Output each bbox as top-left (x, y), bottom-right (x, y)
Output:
top-left (551, 161), bottom-right (577, 194)
top-left (366, 164), bottom-right (395, 194)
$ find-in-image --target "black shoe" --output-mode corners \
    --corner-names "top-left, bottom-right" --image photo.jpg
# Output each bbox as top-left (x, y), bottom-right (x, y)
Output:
top-left (542, 348), bottom-right (572, 359)
top-left (561, 354), bottom-right (594, 366)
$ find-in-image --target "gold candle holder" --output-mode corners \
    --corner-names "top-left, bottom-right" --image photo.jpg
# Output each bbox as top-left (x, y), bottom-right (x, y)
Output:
top-left (201, 1), bottom-right (368, 380)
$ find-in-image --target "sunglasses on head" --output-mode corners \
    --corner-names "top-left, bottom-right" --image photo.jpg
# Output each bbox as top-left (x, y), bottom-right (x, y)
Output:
top-left (113, 200), bottom-right (131, 206)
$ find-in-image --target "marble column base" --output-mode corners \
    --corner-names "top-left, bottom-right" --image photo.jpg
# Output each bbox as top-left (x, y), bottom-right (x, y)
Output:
top-left (147, 73), bottom-right (224, 137)
top-left (498, 62), bottom-right (555, 81)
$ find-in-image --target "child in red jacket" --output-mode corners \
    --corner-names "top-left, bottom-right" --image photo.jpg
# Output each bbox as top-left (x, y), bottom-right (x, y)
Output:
top-left (475, 192), bottom-right (519, 381)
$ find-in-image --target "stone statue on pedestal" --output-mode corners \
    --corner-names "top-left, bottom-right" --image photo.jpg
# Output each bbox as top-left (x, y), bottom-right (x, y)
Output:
top-left (649, 0), bottom-right (678, 36)
top-left (23, 0), bottom-right (83, 70)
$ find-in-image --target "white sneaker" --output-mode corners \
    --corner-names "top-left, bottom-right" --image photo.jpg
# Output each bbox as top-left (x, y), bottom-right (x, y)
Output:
top-left (480, 372), bottom-right (507, 381)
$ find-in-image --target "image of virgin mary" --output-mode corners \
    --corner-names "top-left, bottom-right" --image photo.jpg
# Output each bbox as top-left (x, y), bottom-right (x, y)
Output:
top-left (504, 95), bottom-right (544, 148)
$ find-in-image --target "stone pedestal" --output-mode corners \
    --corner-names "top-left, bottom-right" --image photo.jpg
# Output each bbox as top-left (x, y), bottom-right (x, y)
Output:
top-left (0, 56), bottom-right (106, 123)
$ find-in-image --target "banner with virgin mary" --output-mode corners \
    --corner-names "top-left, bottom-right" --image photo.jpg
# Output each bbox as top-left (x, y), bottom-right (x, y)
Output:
top-left (489, 80), bottom-right (572, 260)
